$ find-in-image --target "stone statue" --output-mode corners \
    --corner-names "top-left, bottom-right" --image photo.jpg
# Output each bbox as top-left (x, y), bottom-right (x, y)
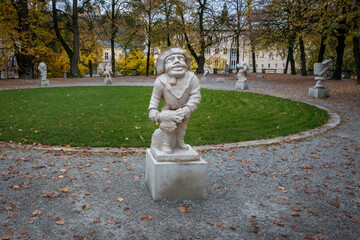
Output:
top-left (236, 62), bottom-right (248, 81)
top-left (314, 59), bottom-right (331, 88)
top-left (225, 64), bottom-right (230, 76)
top-left (104, 63), bottom-right (113, 85)
top-left (38, 62), bottom-right (49, 86)
top-left (204, 64), bottom-right (210, 77)
top-left (148, 47), bottom-right (201, 154)
top-left (235, 61), bottom-right (249, 90)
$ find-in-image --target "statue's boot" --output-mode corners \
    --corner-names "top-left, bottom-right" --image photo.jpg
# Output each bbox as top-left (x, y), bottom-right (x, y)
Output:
top-left (163, 132), bottom-right (173, 154)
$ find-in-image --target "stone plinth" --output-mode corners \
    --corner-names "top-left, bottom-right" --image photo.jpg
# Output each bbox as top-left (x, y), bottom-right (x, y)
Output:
top-left (104, 78), bottom-right (112, 85)
top-left (146, 149), bottom-right (207, 201)
top-left (235, 81), bottom-right (249, 90)
top-left (216, 77), bottom-right (225, 83)
top-left (201, 76), bottom-right (210, 82)
top-left (151, 146), bottom-right (200, 162)
top-left (257, 74), bottom-right (264, 79)
top-left (308, 87), bottom-right (330, 98)
top-left (40, 80), bottom-right (49, 86)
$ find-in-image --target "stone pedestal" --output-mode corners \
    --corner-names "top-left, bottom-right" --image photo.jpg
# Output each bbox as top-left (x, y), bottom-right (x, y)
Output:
top-left (308, 87), bottom-right (330, 98)
top-left (146, 149), bottom-right (207, 201)
top-left (201, 76), bottom-right (210, 82)
top-left (40, 80), bottom-right (49, 86)
top-left (235, 81), bottom-right (249, 90)
top-left (216, 77), bottom-right (225, 83)
top-left (104, 78), bottom-right (112, 85)
top-left (257, 74), bottom-right (264, 79)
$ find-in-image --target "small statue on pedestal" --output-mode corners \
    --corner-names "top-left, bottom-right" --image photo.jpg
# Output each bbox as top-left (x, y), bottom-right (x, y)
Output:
top-left (104, 63), bottom-right (113, 85)
top-left (38, 62), bottom-right (49, 86)
top-left (235, 61), bottom-right (249, 90)
top-left (148, 47), bottom-right (201, 155)
top-left (201, 64), bottom-right (211, 81)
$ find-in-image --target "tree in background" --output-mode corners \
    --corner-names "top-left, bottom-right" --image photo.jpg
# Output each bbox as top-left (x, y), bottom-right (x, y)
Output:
top-left (0, 0), bottom-right (54, 79)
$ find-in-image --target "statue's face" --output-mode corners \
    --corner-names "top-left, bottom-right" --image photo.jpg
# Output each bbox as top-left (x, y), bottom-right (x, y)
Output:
top-left (165, 54), bottom-right (187, 78)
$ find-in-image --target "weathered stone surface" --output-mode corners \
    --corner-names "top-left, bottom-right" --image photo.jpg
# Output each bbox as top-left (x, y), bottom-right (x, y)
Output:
top-left (308, 87), bottom-right (330, 98)
top-left (146, 149), bottom-right (207, 201)
top-left (104, 78), bottom-right (112, 85)
top-left (150, 145), bottom-right (200, 162)
top-left (235, 81), bottom-right (249, 90)
top-left (216, 77), bottom-right (225, 82)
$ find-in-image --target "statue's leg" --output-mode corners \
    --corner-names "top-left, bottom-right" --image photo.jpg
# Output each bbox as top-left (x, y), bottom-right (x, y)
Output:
top-left (163, 131), bottom-right (174, 154)
top-left (176, 118), bottom-right (189, 150)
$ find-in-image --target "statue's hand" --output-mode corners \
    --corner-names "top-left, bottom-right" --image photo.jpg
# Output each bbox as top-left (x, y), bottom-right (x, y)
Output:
top-left (175, 106), bottom-right (192, 119)
top-left (149, 109), bottom-right (159, 122)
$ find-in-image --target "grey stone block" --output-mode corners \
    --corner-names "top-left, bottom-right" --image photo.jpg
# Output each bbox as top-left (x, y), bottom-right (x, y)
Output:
top-left (146, 149), bottom-right (207, 201)
top-left (40, 80), bottom-right (49, 86)
top-left (235, 81), bottom-right (249, 90)
top-left (216, 77), bottom-right (225, 83)
top-left (308, 87), bottom-right (330, 98)
top-left (257, 74), bottom-right (264, 78)
top-left (104, 78), bottom-right (112, 85)
top-left (200, 76), bottom-right (210, 82)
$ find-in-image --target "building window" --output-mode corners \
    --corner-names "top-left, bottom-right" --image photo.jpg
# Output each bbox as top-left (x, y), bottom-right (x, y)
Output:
top-left (223, 48), bottom-right (228, 54)
top-left (231, 59), bottom-right (237, 69)
top-left (275, 53), bottom-right (279, 59)
top-left (256, 56), bottom-right (258, 60)
top-left (105, 52), bottom-right (109, 60)
top-left (282, 63), bottom-right (285, 69)
top-left (268, 63), bottom-right (271, 69)
top-left (260, 54), bottom-right (264, 59)
top-left (275, 63), bottom-right (278, 69)
top-left (268, 54), bottom-right (271, 60)
top-left (256, 64), bottom-right (258, 68)
top-left (215, 59), bottom-right (219, 66)
top-left (215, 48), bottom-right (219, 54)
top-left (261, 63), bottom-right (264, 69)
top-left (231, 49), bottom-right (237, 59)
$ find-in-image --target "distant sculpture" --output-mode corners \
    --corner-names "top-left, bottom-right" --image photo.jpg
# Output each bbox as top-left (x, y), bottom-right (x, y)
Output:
top-left (38, 62), bottom-right (49, 86)
top-left (204, 64), bottom-right (210, 77)
top-left (104, 63), bottom-right (113, 85)
top-left (235, 62), bottom-right (249, 90)
top-left (314, 59), bottom-right (331, 88)
top-left (236, 62), bottom-right (248, 81)
top-left (149, 47), bottom-right (201, 154)
top-left (225, 64), bottom-right (230, 76)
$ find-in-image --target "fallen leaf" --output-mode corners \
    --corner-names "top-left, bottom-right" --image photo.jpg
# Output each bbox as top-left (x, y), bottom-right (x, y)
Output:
top-left (20, 228), bottom-right (27, 235)
top-left (30, 210), bottom-right (42, 217)
top-left (140, 215), bottom-right (152, 222)
top-left (329, 201), bottom-right (340, 208)
top-left (217, 224), bottom-right (226, 228)
top-left (291, 212), bottom-right (301, 217)
top-left (88, 229), bottom-right (95, 235)
top-left (60, 187), bottom-right (68, 193)
top-left (6, 202), bottom-right (19, 211)
top-left (117, 198), bottom-right (124, 202)
top-left (82, 205), bottom-right (89, 210)
top-left (212, 184), bottom-right (220, 189)
top-left (55, 217), bottom-right (65, 225)
top-left (273, 221), bottom-right (285, 227)
top-left (179, 204), bottom-right (191, 213)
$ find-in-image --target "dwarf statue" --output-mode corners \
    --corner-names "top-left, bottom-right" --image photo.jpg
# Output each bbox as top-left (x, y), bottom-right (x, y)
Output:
top-left (148, 47), bottom-right (201, 154)
top-left (104, 63), bottom-right (113, 79)
top-left (38, 62), bottom-right (47, 81)
top-left (236, 61), bottom-right (248, 82)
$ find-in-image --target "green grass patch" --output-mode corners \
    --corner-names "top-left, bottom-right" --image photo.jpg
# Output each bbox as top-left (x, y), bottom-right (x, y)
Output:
top-left (0, 86), bottom-right (328, 147)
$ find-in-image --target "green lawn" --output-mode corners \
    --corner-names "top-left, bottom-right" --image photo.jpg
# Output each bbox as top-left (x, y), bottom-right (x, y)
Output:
top-left (0, 86), bottom-right (328, 147)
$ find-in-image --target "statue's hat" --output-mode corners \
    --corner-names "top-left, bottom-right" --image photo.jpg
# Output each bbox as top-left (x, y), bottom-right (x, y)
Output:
top-left (155, 47), bottom-right (192, 74)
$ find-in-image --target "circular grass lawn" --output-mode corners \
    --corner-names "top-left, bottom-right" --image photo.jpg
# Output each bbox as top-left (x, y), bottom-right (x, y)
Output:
top-left (0, 86), bottom-right (328, 147)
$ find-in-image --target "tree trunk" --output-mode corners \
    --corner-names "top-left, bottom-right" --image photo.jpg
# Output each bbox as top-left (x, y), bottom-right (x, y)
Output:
top-left (251, 47), bottom-right (256, 73)
top-left (12, 0), bottom-right (35, 79)
top-left (236, 34), bottom-right (240, 72)
top-left (111, 37), bottom-right (115, 77)
top-left (353, 35), bottom-right (360, 84)
top-left (71, 0), bottom-right (79, 77)
top-left (284, 51), bottom-right (289, 74)
top-left (289, 46), bottom-right (296, 75)
top-left (89, 60), bottom-right (92, 77)
top-left (317, 35), bottom-right (326, 63)
top-left (299, 36), bottom-right (307, 76)
top-left (197, 55), bottom-right (206, 74)
top-left (146, 41), bottom-right (151, 76)
top-left (333, 31), bottom-right (346, 80)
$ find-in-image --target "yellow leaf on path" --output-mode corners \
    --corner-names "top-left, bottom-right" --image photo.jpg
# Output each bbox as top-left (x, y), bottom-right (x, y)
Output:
top-left (117, 198), bottom-right (124, 202)
top-left (30, 210), bottom-right (42, 217)
top-left (60, 187), bottom-right (68, 193)
top-left (82, 205), bottom-right (89, 210)
top-left (65, 144), bottom-right (71, 148)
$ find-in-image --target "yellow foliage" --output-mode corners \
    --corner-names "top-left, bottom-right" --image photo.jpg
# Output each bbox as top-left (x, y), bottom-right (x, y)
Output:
top-left (116, 49), bottom-right (155, 75)
top-left (206, 55), bottom-right (227, 69)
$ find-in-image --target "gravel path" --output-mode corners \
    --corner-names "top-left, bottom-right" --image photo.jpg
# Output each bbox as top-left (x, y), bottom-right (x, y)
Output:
top-left (0, 74), bottom-right (359, 240)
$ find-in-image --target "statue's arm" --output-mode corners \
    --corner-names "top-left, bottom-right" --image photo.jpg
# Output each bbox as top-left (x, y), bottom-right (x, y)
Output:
top-left (148, 79), bottom-right (163, 121)
top-left (185, 75), bottom-right (201, 114)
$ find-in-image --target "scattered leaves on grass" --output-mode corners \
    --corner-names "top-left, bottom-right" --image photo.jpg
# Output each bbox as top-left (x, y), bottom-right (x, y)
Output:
top-left (140, 215), bottom-right (152, 222)
top-left (179, 204), bottom-right (191, 213)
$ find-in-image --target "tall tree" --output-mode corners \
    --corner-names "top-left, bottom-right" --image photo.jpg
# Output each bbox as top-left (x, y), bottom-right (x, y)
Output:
top-left (0, 0), bottom-right (53, 79)
top-left (93, 0), bottom-right (128, 76)
top-left (52, 0), bottom-right (81, 77)
top-left (176, 0), bottom-right (218, 74)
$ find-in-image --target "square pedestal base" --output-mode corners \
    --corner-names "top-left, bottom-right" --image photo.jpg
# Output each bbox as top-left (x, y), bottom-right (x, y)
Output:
top-left (104, 78), bottom-right (112, 85)
top-left (146, 149), bottom-right (207, 201)
top-left (201, 76), bottom-right (210, 81)
top-left (40, 80), bottom-right (49, 86)
top-left (216, 77), bottom-right (225, 83)
top-left (308, 87), bottom-right (330, 98)
top-left (235, 81), bottom-right (249, 90)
